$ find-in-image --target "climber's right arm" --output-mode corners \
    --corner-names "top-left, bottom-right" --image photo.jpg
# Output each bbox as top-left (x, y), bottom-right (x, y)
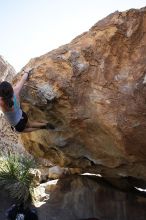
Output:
top-left (13, 71), bottom-right (29, 97)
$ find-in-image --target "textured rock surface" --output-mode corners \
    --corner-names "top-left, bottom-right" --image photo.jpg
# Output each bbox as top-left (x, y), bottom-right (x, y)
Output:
top-left (15, 7), bottom-right (146, 181)
top-left (0, 56), bottom-right (23, 153)
top-left (0, 56), bottom-right (16, 82)
top-left (34, 175), bottom-right (146, 220)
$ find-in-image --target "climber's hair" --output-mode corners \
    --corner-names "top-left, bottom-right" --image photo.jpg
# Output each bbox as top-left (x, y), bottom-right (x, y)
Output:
top-left (0, 81), bottom-right (14, 108)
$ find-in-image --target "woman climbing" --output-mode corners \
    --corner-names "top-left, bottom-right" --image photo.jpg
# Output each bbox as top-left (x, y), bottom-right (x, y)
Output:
top-left (0, 69), bottom-right (55, 133)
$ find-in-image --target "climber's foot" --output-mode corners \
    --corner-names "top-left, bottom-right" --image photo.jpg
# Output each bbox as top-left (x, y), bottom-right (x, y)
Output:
top-left (45, 123), bottom-right (55, 130)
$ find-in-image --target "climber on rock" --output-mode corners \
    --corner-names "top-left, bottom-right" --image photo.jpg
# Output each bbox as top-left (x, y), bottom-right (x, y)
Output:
top-left (0, 69), bottom-right (55, 133)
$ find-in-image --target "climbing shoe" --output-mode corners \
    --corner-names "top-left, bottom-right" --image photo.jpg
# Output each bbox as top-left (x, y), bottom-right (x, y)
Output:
top-left (45, 123), bottom-right (55, 130)
top-left (40, 123), bottom-right (55, 130)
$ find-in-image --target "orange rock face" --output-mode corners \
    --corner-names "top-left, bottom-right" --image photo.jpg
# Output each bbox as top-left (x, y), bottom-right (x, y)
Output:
top-left (17, 8), bottom-right (146, 180)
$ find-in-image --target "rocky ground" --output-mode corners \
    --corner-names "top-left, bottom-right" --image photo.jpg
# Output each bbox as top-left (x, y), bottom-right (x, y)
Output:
top-left (1, 175), bottom-right (146, 220)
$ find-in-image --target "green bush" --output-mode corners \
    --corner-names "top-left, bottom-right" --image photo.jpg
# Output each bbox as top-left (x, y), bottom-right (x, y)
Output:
top-left (0, 153), bottom-right (36, 204)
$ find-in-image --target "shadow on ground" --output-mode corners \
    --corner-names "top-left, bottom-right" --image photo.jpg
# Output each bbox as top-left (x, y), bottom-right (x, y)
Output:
top-left (35, 175), bottom-right (146, 220)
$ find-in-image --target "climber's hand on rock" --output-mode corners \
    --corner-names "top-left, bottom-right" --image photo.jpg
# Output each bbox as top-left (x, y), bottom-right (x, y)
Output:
top-left (23, 68), bottom-right (34, 81)
top-left (23, 67), bottom-right (32, 73)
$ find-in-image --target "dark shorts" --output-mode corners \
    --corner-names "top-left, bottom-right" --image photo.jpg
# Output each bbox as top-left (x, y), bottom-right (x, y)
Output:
top-left (13, 111), bottom-right (28, 132)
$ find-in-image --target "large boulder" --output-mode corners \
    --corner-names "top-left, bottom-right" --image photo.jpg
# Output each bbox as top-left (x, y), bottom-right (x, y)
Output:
top-left (16, 7), bottom-right (146, 181)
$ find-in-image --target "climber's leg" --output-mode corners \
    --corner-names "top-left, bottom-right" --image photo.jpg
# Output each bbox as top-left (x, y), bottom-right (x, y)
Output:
top-left (21, 127), bottom-right (41, 133)
top-left (21, 123), bottom-right (55, 133)
top-left (14, 112), bottom-right (55, 133)
top-left (26, 119), bottom-right (47, 128)
top-left (26, 119), bottom-right (55, 130)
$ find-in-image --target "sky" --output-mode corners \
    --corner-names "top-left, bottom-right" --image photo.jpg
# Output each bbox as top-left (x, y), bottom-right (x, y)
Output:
top-left (0, 0), bottom-right (146, 72)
